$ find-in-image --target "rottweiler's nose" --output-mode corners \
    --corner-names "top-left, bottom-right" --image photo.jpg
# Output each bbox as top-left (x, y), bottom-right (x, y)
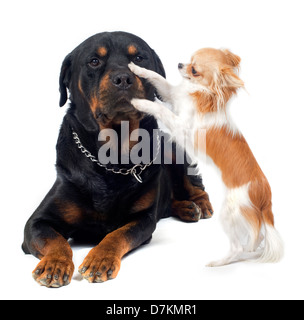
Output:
top-left (111, 72), bottom-right (134, 90)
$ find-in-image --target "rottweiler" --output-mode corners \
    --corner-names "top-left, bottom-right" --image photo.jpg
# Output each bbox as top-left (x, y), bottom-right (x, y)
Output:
top-left (22, 31), bottom-right (213, 288)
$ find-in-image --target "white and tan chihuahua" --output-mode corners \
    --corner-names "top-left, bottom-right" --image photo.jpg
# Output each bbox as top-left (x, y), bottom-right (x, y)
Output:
top-left (129, 48), bottom-right (283, 266)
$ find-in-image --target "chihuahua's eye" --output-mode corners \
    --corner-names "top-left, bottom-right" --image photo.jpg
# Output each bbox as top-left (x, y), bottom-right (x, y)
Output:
top-left (192, 67), bottom-right (199, 76)
top-left (89, 58), bottom-right (101, 68)
top-left (134, 55), bottom-right (144, 63)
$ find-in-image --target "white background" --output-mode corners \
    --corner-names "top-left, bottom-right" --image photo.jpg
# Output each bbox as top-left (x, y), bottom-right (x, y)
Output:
top-left (1, 0), bottom-right (304, 300)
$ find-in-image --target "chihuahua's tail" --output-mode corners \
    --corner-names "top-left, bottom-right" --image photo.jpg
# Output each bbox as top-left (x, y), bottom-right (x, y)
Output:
top-left (257, 209), bottom-right (284, 263)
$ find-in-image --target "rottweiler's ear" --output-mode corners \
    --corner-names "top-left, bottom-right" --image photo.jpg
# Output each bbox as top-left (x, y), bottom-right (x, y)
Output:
top-left (151, 49), bottom-right (166, 79)
top-left (59, 53), bottom-right (73, 107)
top-left (151, 49), bottom-right (166, 101)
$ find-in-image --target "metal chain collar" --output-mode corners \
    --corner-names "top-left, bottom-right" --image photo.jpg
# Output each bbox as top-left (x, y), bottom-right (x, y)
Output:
top-left (72, 129), bottom-right (160, 183)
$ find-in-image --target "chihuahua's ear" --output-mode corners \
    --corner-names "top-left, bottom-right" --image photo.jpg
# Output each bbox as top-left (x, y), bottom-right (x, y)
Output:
top-left (220, 66), bottom-right (244, 90)
top-left (212, 67), bottom-right (244, 108)
top-left (221, 49), bottom-right (241, 68)
top-left (59, 53), bottom-right (73, 107)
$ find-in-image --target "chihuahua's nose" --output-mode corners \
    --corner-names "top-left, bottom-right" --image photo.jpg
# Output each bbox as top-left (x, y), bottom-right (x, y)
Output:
top-left (178, 63), bottom-right (184, 69)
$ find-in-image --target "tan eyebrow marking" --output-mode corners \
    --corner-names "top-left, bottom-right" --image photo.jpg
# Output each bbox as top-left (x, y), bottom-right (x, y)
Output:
top-left (128, 45), bottom-right (138, 55)
top-left (98, 47), bottom-right (108, 57)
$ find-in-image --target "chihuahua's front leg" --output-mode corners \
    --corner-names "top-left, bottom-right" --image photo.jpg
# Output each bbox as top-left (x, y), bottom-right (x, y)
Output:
top-left (129, 63), bottom-right (173, 103)
top-left (131, 98), bottom-right (169, 121)
top-left (132, 99), bottom-right (192, 152)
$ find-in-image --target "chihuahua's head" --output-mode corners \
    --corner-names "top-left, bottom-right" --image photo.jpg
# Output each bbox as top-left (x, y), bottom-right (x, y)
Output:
top-left (178, 48), bottom-right (244, 112)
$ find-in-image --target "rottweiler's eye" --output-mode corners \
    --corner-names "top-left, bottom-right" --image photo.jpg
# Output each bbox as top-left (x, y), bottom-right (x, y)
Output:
top-left (192, 67), bottom-right (199, 76)
top-left (89, 58), bottom-right (101, 68)
top-left (134, 55), bottom-right (144, 63)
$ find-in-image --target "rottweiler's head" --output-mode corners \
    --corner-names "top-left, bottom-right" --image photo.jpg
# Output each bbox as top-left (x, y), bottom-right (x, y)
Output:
top-left (59, 32), bottom-right (165, 132)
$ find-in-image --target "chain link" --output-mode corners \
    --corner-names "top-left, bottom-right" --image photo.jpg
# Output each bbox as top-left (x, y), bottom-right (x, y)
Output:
top-left (72, 129), bottom-right (160, 183)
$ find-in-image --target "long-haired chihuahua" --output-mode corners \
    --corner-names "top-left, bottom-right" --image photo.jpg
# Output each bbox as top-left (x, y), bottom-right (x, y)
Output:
top-left (129, 48), bottom-right (284, 267)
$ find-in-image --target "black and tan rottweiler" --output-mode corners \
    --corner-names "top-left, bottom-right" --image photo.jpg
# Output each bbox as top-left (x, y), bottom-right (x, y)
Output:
top-left (22, 31), bottom-right (213, 288)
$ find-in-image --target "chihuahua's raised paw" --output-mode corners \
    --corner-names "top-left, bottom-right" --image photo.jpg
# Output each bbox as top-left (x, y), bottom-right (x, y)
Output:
top-left (128, 62), bottom-right (149, 79)
top-left (131, 98), bottom-right (157, 114)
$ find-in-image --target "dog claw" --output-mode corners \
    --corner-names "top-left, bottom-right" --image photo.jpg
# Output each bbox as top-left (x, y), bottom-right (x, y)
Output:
top-left (79, 267), bottom-right (88, 274)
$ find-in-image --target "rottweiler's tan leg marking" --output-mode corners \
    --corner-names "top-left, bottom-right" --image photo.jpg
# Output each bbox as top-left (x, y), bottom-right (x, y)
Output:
top-left (32, 235), bottom-right (74, 288)
top-left (78, 221), bottom-right (137, 283)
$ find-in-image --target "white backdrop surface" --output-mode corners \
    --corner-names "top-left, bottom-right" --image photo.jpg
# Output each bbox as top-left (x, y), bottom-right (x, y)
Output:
top-left (0, 0), bottom-right (303, 300)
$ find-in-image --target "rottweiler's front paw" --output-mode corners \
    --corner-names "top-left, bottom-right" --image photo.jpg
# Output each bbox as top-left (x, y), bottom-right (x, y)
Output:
top-left (32, 255), bottom-right (74, 288)
top-left (191, 191), bottom-right (214, 219)
top-left (172, 200), bottom-right (202, 222)
top-left (79, 246), bottom-right (121, 283)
